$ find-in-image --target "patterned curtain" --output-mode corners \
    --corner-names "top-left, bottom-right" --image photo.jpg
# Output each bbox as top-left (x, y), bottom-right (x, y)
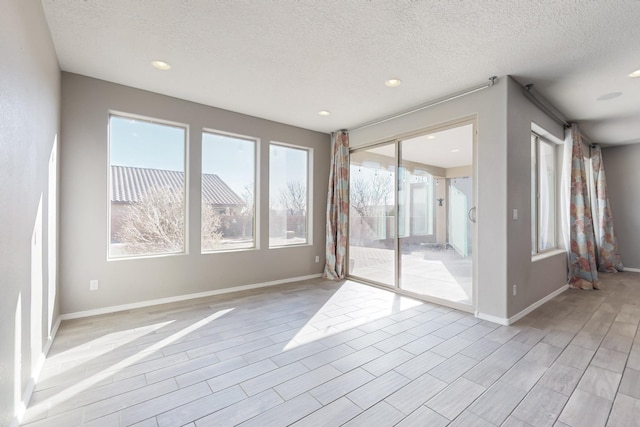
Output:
top-left (568, 125), bottom-right (599, 289)
top-left (590, 144), bottom-right (623, 273)
top-left (323, 130), bottom-right (349, 280)
top-left (559, 127), bottom-right (572, 268)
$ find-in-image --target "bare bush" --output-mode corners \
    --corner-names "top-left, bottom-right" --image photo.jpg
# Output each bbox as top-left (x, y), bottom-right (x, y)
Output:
top-left (201, 201), bottom-right (223, 251)
top-left (239, 185), bottom-right (254, 239)
top-left (117, 186), bottom-right (221, 254)
top-left (279, 180), bottom-right (306, 216)
top-left (350, 173), bottom-right (393, 218)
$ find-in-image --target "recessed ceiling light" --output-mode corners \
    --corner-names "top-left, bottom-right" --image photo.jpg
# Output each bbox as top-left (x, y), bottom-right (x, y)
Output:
top-left (385, 78), bottom-right (402, 87)
top-left (629, 69), bottom-right (640, 78)
top-left (451, 149), bottom-right (460, 153)
top-left (318, 110), bottom-right (331, 116)
top-left (152, 60), bottom-right (171, 70)
top-left (596, 92), bottom-right (622, 101)
top-left (426, 135), bottom-right (436, 140)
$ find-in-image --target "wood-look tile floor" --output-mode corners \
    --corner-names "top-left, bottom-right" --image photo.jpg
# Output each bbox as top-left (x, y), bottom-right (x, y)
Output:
top-left (22, 273), bottom-right (640, 427)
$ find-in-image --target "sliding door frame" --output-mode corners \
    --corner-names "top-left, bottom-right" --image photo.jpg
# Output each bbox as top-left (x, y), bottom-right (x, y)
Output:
top-left (347, 116), bottom-right (478, 313)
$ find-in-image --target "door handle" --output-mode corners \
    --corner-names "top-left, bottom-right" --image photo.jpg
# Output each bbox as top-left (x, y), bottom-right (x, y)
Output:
top-left (468, 206), bottom-right (477, 223)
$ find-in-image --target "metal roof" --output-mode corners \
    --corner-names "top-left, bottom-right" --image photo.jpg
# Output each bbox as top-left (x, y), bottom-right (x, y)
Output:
top-left (111, 165), bottom-right (244, 207)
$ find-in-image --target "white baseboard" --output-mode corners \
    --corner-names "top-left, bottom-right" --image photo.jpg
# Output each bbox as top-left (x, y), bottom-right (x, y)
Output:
top-left (60, 274), bottom-right (322, 321)
top-left (508, 285), bottom-right (569, 325)
top-left (623, 267), bottom-right (640, 273)
top-left (43, 316), bottom-right (62, 356)
top-left (12, 315), bottom-right (62, 427)
top-left (476, 284), bottom-right (569, 326)
top-left (475, 311), bottom-right (510, 326)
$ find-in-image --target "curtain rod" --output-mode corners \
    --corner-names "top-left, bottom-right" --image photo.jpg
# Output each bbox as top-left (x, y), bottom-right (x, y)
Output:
top-left (348, 76), bottom-right (498, 133)
top-left (522, 83), bottom-right (571, 128)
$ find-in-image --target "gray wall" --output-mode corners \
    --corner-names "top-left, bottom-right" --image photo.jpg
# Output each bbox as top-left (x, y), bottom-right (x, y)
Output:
top-left (350, 76), bottom-right (569, 320)
top-left (506, 77), bottom-right (567, 317)
top-left (60, 73), bottom-right (330, 314)
top-left (602, 144), bottom-right (640, 269)
top-left (0, 1), bottom-right (61, 425)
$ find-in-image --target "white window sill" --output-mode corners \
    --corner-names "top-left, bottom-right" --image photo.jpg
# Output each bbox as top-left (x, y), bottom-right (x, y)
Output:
top-left (532, 248), bottom-right (565, 262)
top-left (202, 246), bottom-right (258, 255)
top-left (269, 242), bottom-right (312, 250)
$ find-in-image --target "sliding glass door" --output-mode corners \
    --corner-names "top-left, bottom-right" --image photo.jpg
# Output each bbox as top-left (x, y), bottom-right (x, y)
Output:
top-left (348, 143), bottom-right (396, 287)
top-left (348, 121), bottom-right (475, 308)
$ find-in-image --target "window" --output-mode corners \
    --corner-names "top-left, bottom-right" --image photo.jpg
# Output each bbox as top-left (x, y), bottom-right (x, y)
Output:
top-left (201, 131), bottom-right (257, 252)
top-left (531, 132), bottom-right (556, 254)
top-left (109, 114), bottom-right (187, 258)
top-left (269, 143), bottom-right (311, 247)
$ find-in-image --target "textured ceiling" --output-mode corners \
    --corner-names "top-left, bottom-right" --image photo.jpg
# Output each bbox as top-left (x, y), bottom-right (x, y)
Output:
top-left (41, 0), bottom-right (640, 145)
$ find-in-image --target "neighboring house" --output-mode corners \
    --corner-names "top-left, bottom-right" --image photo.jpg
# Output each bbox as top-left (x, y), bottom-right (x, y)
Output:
top-left (110, 165), bottom-right (244, 239)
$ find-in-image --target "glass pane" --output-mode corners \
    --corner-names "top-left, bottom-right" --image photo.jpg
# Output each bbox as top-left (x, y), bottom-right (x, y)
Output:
top-left (449, 179), bottom-right (470, 257)
top-left (202, 132), bottom-right (256, 252)
top-left (538, 140), bottom-right (556, 251)
top-left (109, 115), bottom-right (186, 258)
top-left (531, 134), bottom-right (537, 254)
top-left (398, 125), bottom-right (473, 305)
top-left (269, 144), bottom-right (309, 247)
top-left (348, 144), bottom-right (395, 287)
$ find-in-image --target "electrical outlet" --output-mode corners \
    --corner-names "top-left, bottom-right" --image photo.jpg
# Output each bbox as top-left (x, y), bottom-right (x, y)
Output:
top-left (315, 255), bottom-right (320, 263)
top-left (512, 209), bottom-right (519, 220)
top-left (90, 279), bottom-right (99, 291)
top-left (513, 284), bottom-right (517, 296)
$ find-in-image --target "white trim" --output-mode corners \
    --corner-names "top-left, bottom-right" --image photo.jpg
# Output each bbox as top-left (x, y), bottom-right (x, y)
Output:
top-left (60, 274), bottom-right (322, 320)
top-left (107, 111), bottom-right (190, 261)
top-left (507, 285), bottom-right (569, 325)
top-left (532, 121), bottom-right (563, 145)
top-left (268, 141), bottom-right (313, 248)
top-left (476, 284), bottom-right (569, 325)
top-left (623, 267), bottom-right (640, 273)
top-left (202, 127), bottom-right (260, 144)
top-left (532, 249), bottom-right (565, 262)
top-left (16, 380), bottom-right (35, 427)
top-left (10, 405), bottom-right (23, 426)
top-left (475, 311), bottom-right (509, 326)
top-left (43, 316), bottom-right (62, 356)
top-left (12, 315), bottom-right (62, 427)
top-left (200, 129), bottom-right (259, 253)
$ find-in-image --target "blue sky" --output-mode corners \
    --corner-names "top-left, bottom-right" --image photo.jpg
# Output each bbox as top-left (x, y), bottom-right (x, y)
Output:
top-left (110, 116), bottom-right (185, 171)
top-left (202, 132), bottom-right (255, 197)
top-left (269, 144), bottom-right (308, 208)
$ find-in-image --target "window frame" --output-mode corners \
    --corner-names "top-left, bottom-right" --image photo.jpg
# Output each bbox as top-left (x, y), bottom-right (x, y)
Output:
top-left (531, 131), bottom-right (557, 255)
top-left (107, 111), bottom-right (189, 260)
top-left (268, 141), bottom-right (313, 248)
top-left (200, 128), bottom-right (259, 253)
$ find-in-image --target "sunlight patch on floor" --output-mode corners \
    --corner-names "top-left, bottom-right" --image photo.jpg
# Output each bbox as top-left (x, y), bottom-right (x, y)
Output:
top-left (27, 308), bottom-right (233, 420)
top-left (283, 281), bottom-right (422, 350)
